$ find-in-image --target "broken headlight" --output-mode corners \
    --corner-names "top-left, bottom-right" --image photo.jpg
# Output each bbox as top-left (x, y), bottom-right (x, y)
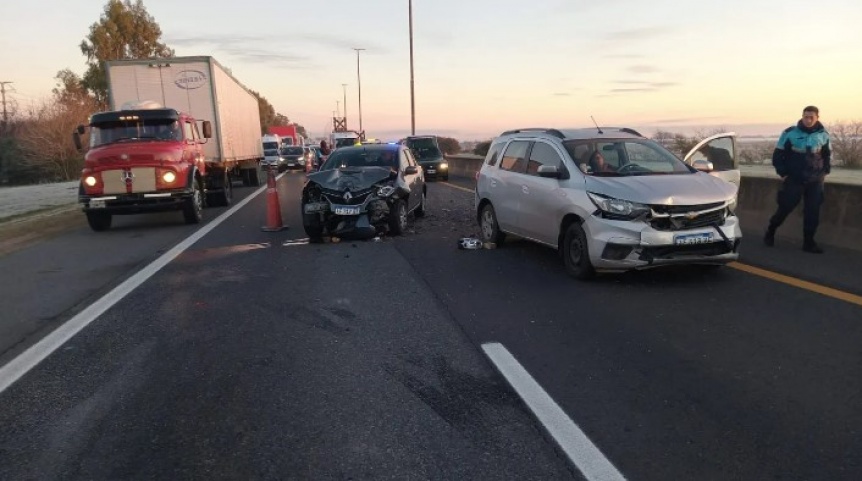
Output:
top-left (377, 185), bottom-right (396, 197)
top-left (587, 192), bottom-right (650, 220)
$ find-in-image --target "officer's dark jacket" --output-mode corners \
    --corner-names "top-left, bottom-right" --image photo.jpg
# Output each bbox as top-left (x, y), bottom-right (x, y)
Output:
top-left (772, 121), bottom-right (831, 183)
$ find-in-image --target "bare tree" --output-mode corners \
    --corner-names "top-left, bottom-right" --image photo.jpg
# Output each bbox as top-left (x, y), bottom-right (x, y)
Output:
top-left (16, 81), bottom-right (98, 181)
top-left (828, 120), bottom-right (862, 169)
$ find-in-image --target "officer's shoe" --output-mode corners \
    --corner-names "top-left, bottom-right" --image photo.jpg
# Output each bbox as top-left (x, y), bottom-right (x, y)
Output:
top-left (764, 227), bottom-right (776, 247)
top-left (802, 241), bottom-right (824, 254)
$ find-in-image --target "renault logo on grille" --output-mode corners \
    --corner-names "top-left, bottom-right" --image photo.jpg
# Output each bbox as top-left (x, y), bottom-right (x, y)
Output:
top-left (122, 170), bottom-right (134, 184)
top-left (343, 191), bottom-right (352, 201)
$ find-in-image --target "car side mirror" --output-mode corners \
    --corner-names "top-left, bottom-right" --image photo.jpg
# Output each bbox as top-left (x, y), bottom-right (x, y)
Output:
top-left (76, 124), bottom-right (86, 135)
top-left (692, 159), bottom-right (714, 172)
top-left (537, 165), bottom-right (563, 178)
top-left (404, 165), bottom-right (419, 175)
top-left (202, 121), bottom-right (213, 139)
top-left (72, 132), bottom-right (83, 152)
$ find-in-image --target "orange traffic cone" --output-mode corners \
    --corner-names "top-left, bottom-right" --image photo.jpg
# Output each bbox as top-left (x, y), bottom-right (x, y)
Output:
top-left (261, 166), bottom-right (287, 232)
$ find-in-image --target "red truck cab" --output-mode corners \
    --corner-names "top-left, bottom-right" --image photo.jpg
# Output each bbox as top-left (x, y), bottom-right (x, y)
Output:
top-left (75, 108), bottom-right (213, 231)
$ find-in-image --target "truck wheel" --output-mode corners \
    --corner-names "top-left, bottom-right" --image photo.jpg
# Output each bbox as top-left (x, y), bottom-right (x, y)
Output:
top-left (86, 212), bottom-right (112, 232)
top-left (183, 180), bottom-right (203, 224)
top-left (415, 190), bottom-right (427, 218)
top-left (208, 173), bottom-right (232, 207)
top-left (388, 199), bottom-right (408, 235)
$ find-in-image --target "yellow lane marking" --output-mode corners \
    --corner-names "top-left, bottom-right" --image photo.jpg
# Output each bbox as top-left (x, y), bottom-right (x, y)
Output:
top-left (729, 262), bottom-right (862, 307)
top-left (440, 182), bottom-right (474, 194)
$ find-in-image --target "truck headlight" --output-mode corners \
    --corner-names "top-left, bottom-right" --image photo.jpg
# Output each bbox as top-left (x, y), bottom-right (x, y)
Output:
top-left (162, 171), bottom-right (176, 183)
top-left (587, 192), bottom-right (650, 220)
top-left (84, 176), bottom-right (98, 187)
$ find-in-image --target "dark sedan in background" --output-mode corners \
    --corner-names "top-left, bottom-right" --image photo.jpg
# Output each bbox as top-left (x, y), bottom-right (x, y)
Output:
top-left (402, 135), bottom-right (449, 181)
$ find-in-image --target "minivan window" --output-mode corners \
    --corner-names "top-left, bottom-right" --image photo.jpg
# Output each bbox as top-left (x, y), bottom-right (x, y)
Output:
top-left (689, 137), bottom-right (735, 171)
top-left (499, 141), bottom-right (530, 173)
top-left (485, 141), bottom-right (505, 167)
top-left (526, 142), bottom-right (563, 175)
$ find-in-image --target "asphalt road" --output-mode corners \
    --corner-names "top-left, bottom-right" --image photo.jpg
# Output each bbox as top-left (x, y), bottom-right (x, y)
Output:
top-left (1, 172), bottom-right (861, 480)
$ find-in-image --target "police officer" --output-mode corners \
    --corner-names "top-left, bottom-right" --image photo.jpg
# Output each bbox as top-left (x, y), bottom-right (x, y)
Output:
top-left (764, 106), bottom-right (831, 253)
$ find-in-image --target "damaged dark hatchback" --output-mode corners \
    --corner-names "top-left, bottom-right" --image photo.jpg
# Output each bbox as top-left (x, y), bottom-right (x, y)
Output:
top-left (301, 143), bottom-right (426, 241)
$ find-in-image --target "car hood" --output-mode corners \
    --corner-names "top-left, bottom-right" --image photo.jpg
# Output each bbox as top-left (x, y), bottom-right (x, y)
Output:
top-left (307, 167), bottom-right (393, 191)
top-left (584, 172), bottom-right (737, 205)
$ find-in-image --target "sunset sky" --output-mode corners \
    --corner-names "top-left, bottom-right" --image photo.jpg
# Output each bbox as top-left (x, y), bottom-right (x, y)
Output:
top-left (2, 0), bottom-right (861, 140)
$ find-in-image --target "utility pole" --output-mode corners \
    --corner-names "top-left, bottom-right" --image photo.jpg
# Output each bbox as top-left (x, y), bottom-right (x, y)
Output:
top-left (342, 83), bottom-right (348, 127)
top-left (353, 48), bottom-right (366, 136)
top-left (409, 0), bottom-right (416, 135)
top-left (0, 81), bottom-right (13, 131)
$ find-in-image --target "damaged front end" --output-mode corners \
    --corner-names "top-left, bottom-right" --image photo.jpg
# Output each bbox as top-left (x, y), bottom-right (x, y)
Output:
top-left (301, 167), bottom-right (409, 239)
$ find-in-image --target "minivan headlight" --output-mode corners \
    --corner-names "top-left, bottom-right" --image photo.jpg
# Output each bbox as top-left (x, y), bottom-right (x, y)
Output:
top-left (587, 192), bottom-right (650, 220)
top-left (726, 196), bottom-right (738, 212)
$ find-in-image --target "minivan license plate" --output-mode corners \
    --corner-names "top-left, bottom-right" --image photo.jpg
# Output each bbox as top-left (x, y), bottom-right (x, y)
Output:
top-left (674, 232), bottom-right (713, 245)
top-left (334, 206), bottom-right (361, 216)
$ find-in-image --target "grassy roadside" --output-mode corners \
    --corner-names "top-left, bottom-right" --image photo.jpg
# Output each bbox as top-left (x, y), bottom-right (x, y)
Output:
top-left (0, 205), bottom-right (84, 257)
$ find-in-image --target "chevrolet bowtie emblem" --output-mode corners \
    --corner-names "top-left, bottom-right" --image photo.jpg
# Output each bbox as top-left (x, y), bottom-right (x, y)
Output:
top-left (685, 212), bottom-right (699, 220)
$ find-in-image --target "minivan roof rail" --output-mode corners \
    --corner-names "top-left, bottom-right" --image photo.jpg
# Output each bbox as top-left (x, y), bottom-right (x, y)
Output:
top-left (500, 128), bottom-right (566, 139)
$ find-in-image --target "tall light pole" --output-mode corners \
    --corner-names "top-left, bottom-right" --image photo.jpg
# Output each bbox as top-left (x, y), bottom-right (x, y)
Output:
top-left (341, 83), bottom-right (348, 127)
top-left (353, 48), bottom-right (365, 136)
top-left (409, 0), bottom-right (416, 135)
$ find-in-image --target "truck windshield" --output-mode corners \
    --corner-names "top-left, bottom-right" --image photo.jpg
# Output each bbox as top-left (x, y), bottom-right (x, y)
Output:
top-left (90, 119), bottom-right (182, 148)
top-left (262, 142), bottom-right (279, 150)
top-left (334, 137), bottom-right (357, 148)
top-left (281, 147), bottom-right (304, 155)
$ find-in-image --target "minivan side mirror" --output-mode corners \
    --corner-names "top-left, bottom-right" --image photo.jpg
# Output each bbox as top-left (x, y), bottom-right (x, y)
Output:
top-left (537, 165), bottom-right (567, 179)
top-left (404, 165), bottom-right (419, 175)
top-left (692, 159), bottom-right (714, 172)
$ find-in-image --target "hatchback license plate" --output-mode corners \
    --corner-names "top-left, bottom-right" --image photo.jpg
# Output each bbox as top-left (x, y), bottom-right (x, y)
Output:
top-left (334, 206), bottom-right (361, 216)
top-left (674, 232), bottom-right (713, 245)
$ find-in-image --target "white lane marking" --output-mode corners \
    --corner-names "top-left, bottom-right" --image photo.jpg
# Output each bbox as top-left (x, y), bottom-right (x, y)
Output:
top-left (481, 342), bottom-right (627, 481)
top-left (0, 173), bottom-right (284, 394)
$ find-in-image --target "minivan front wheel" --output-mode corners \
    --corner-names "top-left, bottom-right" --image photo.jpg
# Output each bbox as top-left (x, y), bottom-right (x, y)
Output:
top-left (562, 223), bottom-right (595, 280)
top-left (480, 204), bottom-right (506, 245)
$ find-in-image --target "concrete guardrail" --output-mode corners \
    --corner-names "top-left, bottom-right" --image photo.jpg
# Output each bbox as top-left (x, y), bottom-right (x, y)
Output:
top-left (445, 154), bottom-right (862, 252)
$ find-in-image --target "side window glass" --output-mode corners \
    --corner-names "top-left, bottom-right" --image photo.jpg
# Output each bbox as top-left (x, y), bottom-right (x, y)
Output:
top-left (526, 142), bottom-right (563, 175)
top-left (498, 141), bottom-right (529, 173)
top-left (690, 137), bottom-right (735, 171)
top-left (405, 149), bottom-right (417, 167)
top-left (192, 122), bottom-right (200, 140)
top-left (182, 122), bottom-right (194, 141)
top-left (485, 141), bottom-right (505, 166)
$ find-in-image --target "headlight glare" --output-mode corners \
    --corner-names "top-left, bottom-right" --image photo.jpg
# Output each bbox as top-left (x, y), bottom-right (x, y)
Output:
top-left (440, 162), bottom-right (449, 169)
top-left (162, 171), bottom-right (176, 183)
top-left (84, 176), bottom-right (98, 187)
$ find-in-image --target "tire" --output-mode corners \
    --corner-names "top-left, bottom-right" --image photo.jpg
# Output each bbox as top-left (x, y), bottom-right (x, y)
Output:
top-left (183, 179), bottom-right (203, 224)
top-left (207, 173), bottom-right (233, 207)
top-left (303, 213), bottom-right (324, 242)
top-left (415, 190), bottom-right (427, 218)
top-left (388, 199), bottom-right (408, 235)
top-left (479, 204), bottom-right (506, 245)
top-left (86, 211), bottom-right (112, 232)
top-left (562, 222), bottom-right (595, 280)
top-left (243, 168), bottom-right (260, 187)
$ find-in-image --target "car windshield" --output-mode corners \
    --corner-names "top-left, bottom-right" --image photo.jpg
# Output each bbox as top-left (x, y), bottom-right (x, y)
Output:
top-left (89, 119), bottom-right (181, 148)
top-left (406, 138), bottom-right (442, 160)
top-left (563, 139), bottom-right (694, 176)
top-left (281, 147), bottom-right (303, 155)
top-left (320, 148), bottom-right (398, 171)
top-left (406, 137), bottom-right (437, 149)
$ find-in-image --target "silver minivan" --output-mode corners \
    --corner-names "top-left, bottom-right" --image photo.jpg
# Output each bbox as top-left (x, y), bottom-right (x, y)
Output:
top-left (475, 128), bottom-right (742, 280)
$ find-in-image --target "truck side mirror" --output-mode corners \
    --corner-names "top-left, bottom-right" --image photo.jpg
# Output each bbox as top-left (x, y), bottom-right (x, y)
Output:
top-left (76, 125), bottom-right (86, 135)
top-left (73, 132), bottom-right (83, 152)
top-left (202, 121), bottom-right (212, 139)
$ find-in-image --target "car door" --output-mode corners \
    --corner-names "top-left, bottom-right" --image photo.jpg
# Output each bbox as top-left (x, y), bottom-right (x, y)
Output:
top-left (684, 133), bottom-right (740, 186)
top-left (492, 140), bottom-right (530, 235)
top-left (401, 148), bottom-right (421, 211)
top-left (519, 141), bottom-right (569, 245)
